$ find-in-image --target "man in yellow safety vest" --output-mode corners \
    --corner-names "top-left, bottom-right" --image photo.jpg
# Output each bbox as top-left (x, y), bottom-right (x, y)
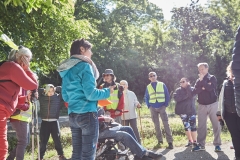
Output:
top-left (144, 71), bottom-right (173, 149)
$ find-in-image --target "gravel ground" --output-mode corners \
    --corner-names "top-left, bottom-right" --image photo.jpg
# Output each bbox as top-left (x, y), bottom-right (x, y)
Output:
top-left (155, 142), bottom-right (235, 160)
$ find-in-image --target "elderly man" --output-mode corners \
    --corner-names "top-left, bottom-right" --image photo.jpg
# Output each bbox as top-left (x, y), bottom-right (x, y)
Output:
top-left (120, 80), bottom-right (141, 143)
top-left (192, 63), bottom-right (221, 152)
top-left (144, 72), bottom-right (173, 149)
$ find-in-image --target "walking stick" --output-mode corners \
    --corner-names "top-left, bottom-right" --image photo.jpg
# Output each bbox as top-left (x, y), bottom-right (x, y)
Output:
top-left (138, 108), bottom-right (144, 145)
top-left (31, 105), bottom-right (35, 160)
top-left (32, 101), bottom-right (40, 160)
top-left (122, 110), bottom-right (126, 126)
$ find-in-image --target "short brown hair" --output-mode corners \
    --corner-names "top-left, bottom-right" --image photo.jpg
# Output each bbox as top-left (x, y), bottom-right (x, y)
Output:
top-left (70, 38), bottom-right (92, 56)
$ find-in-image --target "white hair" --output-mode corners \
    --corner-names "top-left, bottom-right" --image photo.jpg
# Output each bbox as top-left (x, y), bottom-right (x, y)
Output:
top-left (120, 80), bottom-right (128, 86)
top-left (8, 46), bottom-right (32, 61)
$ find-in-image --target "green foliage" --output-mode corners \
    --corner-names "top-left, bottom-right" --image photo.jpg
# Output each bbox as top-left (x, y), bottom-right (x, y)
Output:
top-left (1, 0), bottom-right (240, 99)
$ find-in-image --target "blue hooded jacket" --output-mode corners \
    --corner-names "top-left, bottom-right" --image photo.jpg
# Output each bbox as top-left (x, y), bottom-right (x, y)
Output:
top-left (57, 57), bottom-right (110, 114)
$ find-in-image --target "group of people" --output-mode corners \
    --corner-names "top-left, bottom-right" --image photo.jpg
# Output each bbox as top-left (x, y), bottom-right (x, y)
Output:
top-left (0, 25), bottom-right (240, 160)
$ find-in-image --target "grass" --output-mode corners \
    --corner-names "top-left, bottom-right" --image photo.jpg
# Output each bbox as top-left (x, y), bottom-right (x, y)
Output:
top-left (8, 102), bottom-right (231, 159)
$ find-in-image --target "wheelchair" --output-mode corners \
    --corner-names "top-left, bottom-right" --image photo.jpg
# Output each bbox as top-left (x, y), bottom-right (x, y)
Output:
top-left (96, 138), bottom-right (131, 160)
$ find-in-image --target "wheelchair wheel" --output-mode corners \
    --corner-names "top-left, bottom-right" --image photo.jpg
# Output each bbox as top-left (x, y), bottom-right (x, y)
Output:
top-left (96, 149), bottom-right (130, 160)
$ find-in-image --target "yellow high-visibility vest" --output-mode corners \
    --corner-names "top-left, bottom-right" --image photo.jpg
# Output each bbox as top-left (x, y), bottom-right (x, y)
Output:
top-left (147, 82), bottom-right (165, 103)
top-left (102, 84), bottom-right (119, 110)
top-left (11, 102), bottom-right (33, 123)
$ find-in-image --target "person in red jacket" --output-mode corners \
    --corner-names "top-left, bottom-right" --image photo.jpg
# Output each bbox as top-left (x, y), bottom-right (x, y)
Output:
top-left (99, 69), bottom-right (124, 123)
top-left (0, 46), bottom-right (38, 159)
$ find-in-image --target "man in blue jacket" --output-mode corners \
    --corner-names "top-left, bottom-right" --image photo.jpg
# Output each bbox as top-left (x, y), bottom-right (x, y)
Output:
top-left (144, 72), bottom-right (173, 149)
top-left (57, 38), bottom-right (115, 160)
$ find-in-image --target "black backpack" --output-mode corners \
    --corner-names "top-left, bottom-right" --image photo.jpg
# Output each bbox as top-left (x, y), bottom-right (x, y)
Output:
top-left (0, 61), bottom-right (12, 83)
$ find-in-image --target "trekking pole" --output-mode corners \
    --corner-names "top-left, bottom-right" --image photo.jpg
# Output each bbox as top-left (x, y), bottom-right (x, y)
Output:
top-left (138, 108), bottom-right (144, 146)
top-left (34, 101), bottom-right (40, 160)
top-left (31, 101), bottom-right (40, 160)
top-left (31, 104), bottom-right (35, 160)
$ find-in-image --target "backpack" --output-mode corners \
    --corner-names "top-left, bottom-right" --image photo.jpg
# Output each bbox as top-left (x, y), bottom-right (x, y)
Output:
top-left (0, 61), bottom-right (12, 83)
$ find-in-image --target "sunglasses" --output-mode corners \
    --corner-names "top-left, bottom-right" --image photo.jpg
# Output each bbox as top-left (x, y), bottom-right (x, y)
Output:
top-left (104, 74), bottom-right (111, 77)
top-left (149, 75), bottom-right (156, 78)
top-left (180, 81), bottom-right (185, 83)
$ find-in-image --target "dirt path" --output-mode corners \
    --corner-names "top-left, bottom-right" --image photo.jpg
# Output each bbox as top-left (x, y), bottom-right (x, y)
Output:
top-left (155, 142), bottom-right (234, 160)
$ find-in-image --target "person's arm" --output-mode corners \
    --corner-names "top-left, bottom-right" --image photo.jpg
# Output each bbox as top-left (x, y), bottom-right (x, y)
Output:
top-left (144, 88), bottom-right (150, 108)
top-left (133, 92), bottom-right (140, 108)
top-left (163, 84), bottom-right (170, 107)
top-left (10, 63), bottom-right (38, 90)
top-left (16, 103), bottom-right (30, 111)
top-left (192, 79), bottom-right (203, 95)
top-left (173, 88), bottom-right (189, 102)
top-left (61, 84), bottom-right (69, 103)
top-left (81, 64), bottom-right (110, 101)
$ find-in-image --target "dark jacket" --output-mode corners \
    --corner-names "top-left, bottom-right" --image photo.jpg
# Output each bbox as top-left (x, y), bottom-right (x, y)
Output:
top-left (39, 87), bottom-right (62, 119)
top-left (193, 73), bottom-right (218, 105)
top-left (173, 86), bottom-right (196, 115)
top-left (217, 79), bottom-right (236, 120)
top-left (232, 25), bottom-right (240, 117)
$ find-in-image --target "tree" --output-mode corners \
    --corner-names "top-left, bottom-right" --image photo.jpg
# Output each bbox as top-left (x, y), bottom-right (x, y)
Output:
top-left (0, 0), bottom-right (93, 86)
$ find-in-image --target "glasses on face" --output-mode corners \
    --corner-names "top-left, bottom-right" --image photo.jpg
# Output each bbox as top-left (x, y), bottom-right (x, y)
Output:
top-left (149, 75), bottom-right (156, 78)
top-left (180, 81), bottom-right (185, 84)
top-left (104, 74), bottom-right (111, 77)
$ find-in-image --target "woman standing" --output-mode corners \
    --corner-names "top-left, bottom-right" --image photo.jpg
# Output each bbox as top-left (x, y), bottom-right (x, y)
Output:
top-left (57, 38), bottom-right (115, 160)
top-left (7, 90), bottom-right (33, 160)
top-left (173, 77), bottom-right (197, 147)
top-left (0, 46), bottom-right (38, 159)
top-left (218, 61), bottom-right (240, 160)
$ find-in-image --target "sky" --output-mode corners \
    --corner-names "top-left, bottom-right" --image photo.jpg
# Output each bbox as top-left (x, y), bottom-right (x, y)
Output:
top-left (148, 0), bottom-right (209, 20)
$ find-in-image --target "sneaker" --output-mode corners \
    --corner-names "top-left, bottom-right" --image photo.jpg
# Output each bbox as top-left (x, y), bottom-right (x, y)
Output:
top-left (146, 151), bottom-right (163, 159)
top-left (192, 145), bottom-right (205, 151)
top-left (166, 142), bottom-right (174, 149)
top-left (215, 146), bottom-right (222, 152)
top-left (185, 141), bottom-right (192, 147)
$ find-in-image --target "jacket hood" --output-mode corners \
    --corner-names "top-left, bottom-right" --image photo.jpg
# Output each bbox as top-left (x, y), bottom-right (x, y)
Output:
top-left (57, 58), bottom-right (82, 78)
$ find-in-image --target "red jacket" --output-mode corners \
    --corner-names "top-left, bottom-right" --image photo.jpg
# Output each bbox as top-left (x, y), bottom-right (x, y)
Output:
top-left (0, 61), bottom-right (38, 117)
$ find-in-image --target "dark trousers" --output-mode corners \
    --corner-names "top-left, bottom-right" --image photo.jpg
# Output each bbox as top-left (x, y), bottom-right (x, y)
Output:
top-left (224, 111), bottom-right (240, 158)
top-left (40, 120), bottom-right (63, 158)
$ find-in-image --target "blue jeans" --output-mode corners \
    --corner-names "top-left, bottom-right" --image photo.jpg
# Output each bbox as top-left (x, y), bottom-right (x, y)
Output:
top-left (99, 126), bottom-right (146, 158)
top-left (69, 112), bottom-right (99, 160)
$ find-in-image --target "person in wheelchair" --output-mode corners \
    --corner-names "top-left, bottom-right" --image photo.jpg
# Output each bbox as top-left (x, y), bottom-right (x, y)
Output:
top-left (97, 107), bottom-right (163, 160)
